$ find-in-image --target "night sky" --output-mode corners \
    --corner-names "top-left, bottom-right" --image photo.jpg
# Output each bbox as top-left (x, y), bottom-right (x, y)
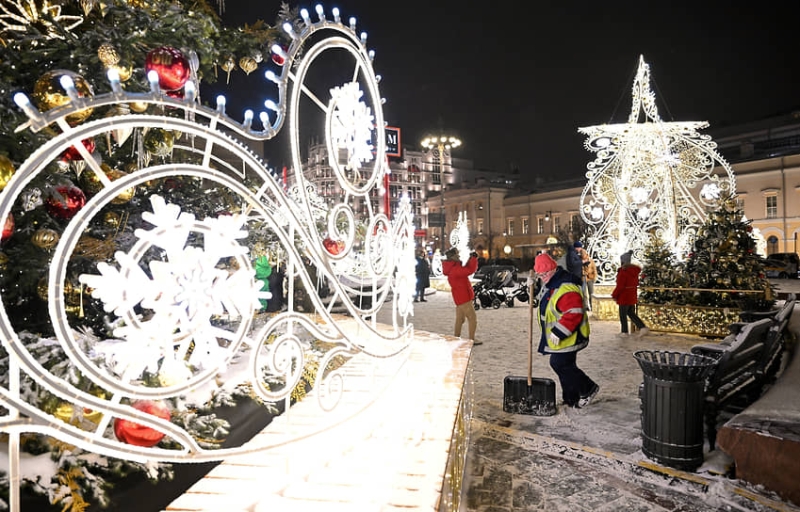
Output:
top-left (213, 1), bottom-right (800, 183)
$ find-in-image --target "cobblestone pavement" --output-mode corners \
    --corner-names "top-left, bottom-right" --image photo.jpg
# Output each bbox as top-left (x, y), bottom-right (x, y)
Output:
top-left (377, 281), bottom-right (800, 512)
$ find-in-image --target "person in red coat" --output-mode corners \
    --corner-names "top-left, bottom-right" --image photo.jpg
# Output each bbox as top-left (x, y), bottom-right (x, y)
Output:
top-left (442, 247), bottom-right (480, 345)
top-left (611, 251), bottom-right (650, 336)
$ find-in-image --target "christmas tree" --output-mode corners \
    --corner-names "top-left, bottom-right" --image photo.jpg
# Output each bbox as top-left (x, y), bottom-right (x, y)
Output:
top-left (639, 235), bottom-right (689, 305)
top-left (0, 1), bottom-right (305, 509)
top-left (642, 195), bottom-right (774, 310)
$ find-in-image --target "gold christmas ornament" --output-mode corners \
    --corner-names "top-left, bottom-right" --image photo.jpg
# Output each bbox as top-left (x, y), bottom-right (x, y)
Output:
top-left (220, 56), bottom-right (235, 84)
top-left (143, 128), bottom-right (174, 157)
top-left (0, 154), bottom-right (15, 191)
top-left (32, 69), bottom-right (94, 125)
top-left (239, 56), bottom-right (258, 75)
top-left (128, 101), bottom-right (148, 113)
top-left (109, 64), bottom-right (132, 82)
top-left (97, 43), bottom-right (120, 66)
top-left (37, 276), bottom-right (49, 301)
top-left (0, 252), bottom-right (8, 269)
top-left (53, 402), bottom-right (103, 427)
top-left (78, 164), bottom-right (135, 204)
top-left (75, 235), bottom-right (115, 260)
top-left (103, 211), bottom-right (121, 227)
top-left (31, 228), bottom-right (60, 250)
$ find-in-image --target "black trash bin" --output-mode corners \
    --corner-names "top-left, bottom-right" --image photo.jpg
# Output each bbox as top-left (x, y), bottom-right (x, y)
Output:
top-left (633, 350), bottom-right (717, 471)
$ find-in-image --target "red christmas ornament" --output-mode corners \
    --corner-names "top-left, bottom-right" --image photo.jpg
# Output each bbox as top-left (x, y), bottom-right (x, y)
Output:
top-left (165, 87), bottom-right (184, 99)
top-left (114, 400), bottom-right (171, 447)
top-left (61, 138), bottom-right (96, 161)
top-left (323, 237), bottom-right (345, 255)
top-left (45, 185), bottom-right (86, 220)
top-left (1, 213), bottom-right (13, 243)
top-left (145, 46), bottom-right (190, 91)
top-left (271, 45), bottom-right (287, 66)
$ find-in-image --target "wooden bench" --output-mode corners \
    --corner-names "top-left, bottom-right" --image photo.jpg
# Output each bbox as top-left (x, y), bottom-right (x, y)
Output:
top-left (690, 318), bottom-right (773, 450)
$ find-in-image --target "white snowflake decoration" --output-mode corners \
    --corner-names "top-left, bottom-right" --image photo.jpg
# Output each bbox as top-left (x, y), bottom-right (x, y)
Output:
top-left (450, 211), bottom-right (471, 265)
top-left (80, 195), bottom-right (269, 373)
top-left (329, 82), bottom-right (375, 171)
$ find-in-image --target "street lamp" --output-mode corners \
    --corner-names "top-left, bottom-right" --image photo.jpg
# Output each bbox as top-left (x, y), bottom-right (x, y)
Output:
top-left (421, 134), bottom-right (461, 252)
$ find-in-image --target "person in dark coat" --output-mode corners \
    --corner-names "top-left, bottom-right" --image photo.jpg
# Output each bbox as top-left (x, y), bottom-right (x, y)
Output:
top-left (414, 250), bottom-right (431, 302)
top-left (265, 263), bottom-right (285, 312)
top-left (611, 251), bottom-right (649, 336)
top-left (566, 241), bottom-right (584, 280)
top-left (534, 253), bottom-right (599, 408)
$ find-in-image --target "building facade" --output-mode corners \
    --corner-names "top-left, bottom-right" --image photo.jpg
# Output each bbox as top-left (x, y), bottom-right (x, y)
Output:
top-left (293, 111), bottom-right (800, 270)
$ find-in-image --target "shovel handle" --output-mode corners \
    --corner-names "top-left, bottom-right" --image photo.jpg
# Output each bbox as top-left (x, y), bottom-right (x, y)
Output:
top-left (528, 281), bottom-right (534, 387)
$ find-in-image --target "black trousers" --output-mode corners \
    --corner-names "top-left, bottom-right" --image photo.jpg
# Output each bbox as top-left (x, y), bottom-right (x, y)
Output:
top-left (618, 304), bottom-right (646, 333)
top-left (549, 351), bottom-right (596, 406)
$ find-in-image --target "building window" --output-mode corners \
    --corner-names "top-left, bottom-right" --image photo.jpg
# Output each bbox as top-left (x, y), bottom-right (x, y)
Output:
top-left (522, 217), bottom-right (529, 235)
top-left (553, 215), bottom-right (561, 233)
top-left (570, 213), bottom-right (579, 232)
top-left (766, 195), bottom-right (778, 219)
top-left (537, 217), bottom-right (544, 234)
top-left (506, 219), bottom-right (514, 236)
top-left (477, 218), bottom-right (484, 235)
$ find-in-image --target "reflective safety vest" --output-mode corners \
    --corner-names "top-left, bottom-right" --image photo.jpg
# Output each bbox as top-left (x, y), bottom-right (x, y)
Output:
top-left (540, 283), bottom-right (590, 352)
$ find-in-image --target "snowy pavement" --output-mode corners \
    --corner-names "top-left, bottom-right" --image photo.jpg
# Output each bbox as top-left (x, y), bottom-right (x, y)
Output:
top-left (378, 281), bottom-right (800, 512)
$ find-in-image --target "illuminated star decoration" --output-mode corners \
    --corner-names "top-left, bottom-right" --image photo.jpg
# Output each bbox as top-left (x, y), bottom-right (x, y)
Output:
top-left (0, 0), bottom-right (84, 39)
top-left (577, 55), bottom-right (736, 284)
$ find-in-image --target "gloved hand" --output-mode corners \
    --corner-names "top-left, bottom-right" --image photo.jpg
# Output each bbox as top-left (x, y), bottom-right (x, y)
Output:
top-left (549, 332), bottom-right (561, 346)
top-left (470, 251), bottom-right (478, 258)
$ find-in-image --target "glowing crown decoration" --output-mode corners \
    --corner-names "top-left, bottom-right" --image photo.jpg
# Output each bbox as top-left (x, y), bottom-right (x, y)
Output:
top-left (578, 55), bottom-right (736, 284)
top-left (0, 4), bottom-right (415, 502)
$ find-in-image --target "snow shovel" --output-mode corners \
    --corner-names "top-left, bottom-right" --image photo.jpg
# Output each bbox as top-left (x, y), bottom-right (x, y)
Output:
top-left (502, 280), bottom-right (556, 416)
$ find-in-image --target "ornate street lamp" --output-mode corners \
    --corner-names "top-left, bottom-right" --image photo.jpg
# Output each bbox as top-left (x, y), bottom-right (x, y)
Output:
top-left (421, 134), bottom-right (461, 251)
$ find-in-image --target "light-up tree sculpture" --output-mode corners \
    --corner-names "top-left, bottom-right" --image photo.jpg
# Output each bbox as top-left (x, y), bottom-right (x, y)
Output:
top-left (578, 56), bottom-right (736, 284)
top-left (421, 134), bottom-right (461, 253)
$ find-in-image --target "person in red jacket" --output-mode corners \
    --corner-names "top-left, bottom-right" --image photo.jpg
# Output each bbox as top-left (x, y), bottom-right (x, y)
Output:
top-left (442, 247), bottom-right (480, 345)
top-left (611, 251), bottom-right (650, 336)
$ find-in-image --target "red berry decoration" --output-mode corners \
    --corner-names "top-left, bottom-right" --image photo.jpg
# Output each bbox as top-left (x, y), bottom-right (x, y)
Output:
top-left (323, 237), bottom-right (345, 255)
top-left (61, 138), bottom-right (96, 162)
top-left (114, 400), bottom-right (171, 447)
top-left (45, 185), bottom-right (86, 221)
top-left (1, 213), bottom-right (13, 243)
top-left (271, 45), bottom-right (287, 66)
top-left (145, 46), bottom-right (190, 91)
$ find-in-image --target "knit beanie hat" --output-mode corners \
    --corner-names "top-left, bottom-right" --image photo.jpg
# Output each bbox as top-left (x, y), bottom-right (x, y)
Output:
top-left (573, 241), bottom-right (583, 248)
top-left (534, 253), bottom-right (558, 274)
top-left (620, 251), bottom-right (632, 265)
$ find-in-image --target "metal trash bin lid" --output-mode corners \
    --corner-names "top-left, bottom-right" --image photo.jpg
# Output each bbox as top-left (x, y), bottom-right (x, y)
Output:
top-left (633, 350), bottom-right (717, 381)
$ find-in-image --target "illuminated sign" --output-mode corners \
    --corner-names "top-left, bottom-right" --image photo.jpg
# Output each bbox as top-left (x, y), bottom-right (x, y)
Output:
top-left (385, 126), bottom-right (401, 157)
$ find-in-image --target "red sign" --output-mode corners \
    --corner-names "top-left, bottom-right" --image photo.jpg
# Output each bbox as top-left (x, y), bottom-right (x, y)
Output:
top-left (414, 229), bottom-right (427, 237)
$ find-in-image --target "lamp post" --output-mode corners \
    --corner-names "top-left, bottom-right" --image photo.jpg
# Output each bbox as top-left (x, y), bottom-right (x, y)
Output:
top-left (421, 134), bottom-right (461, 252)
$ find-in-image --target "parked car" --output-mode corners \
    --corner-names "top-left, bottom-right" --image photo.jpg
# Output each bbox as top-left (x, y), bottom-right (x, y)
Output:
top-left (473, 258), bottom-right (519, 282)
top-left (762, 256), bottom-right (797, 279)
top-left (767, 252), bottom-right (800, 278)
